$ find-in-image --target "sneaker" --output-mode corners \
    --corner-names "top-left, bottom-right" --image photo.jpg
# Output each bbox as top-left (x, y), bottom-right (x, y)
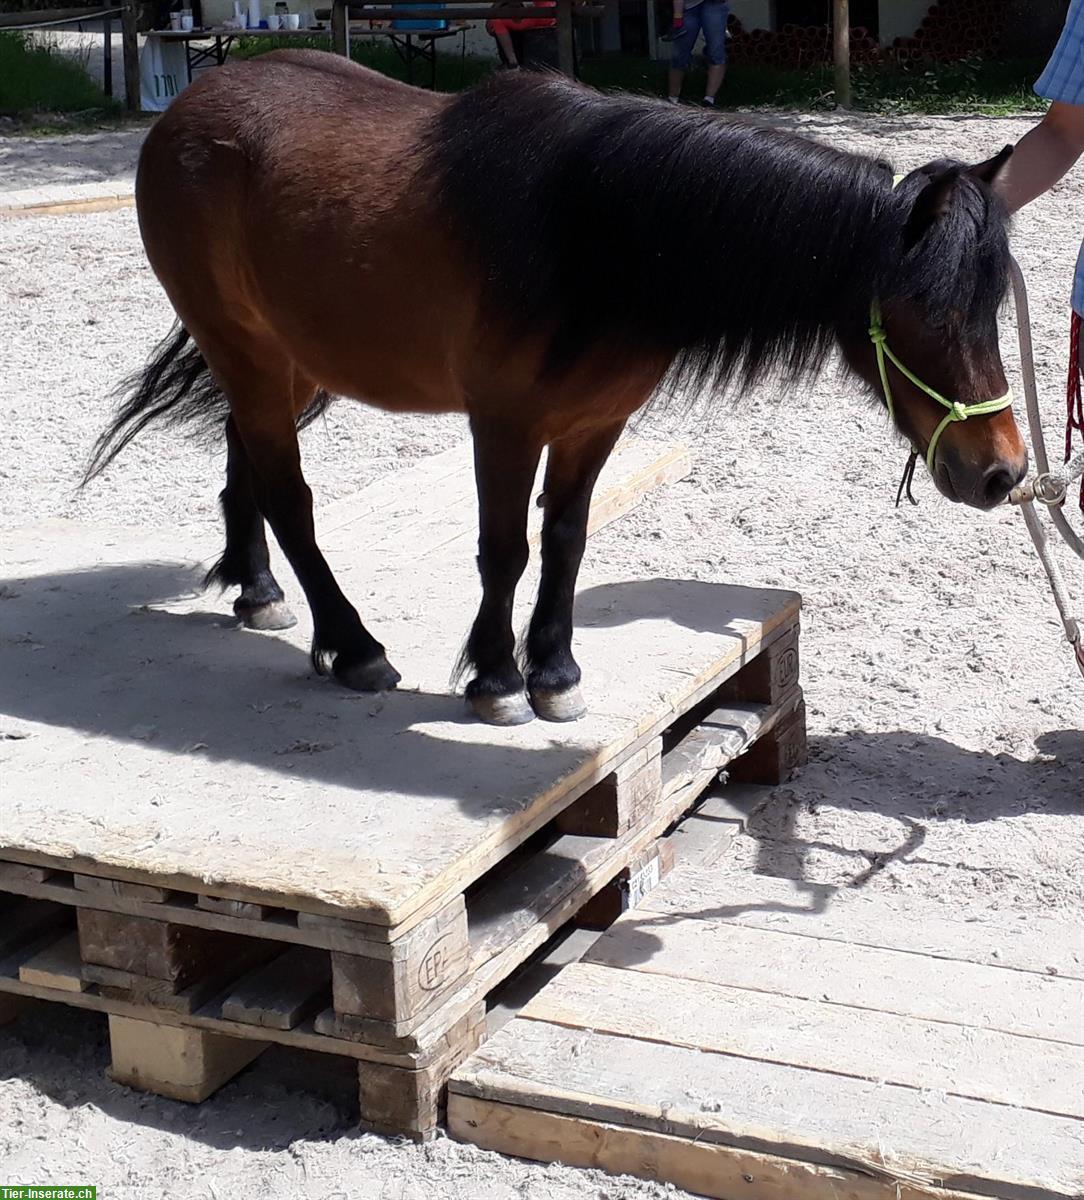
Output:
top-left (701, 96), bottom-right (716, 107)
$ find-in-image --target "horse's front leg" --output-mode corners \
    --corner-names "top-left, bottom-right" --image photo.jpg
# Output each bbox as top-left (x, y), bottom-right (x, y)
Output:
top-left (462, 417), bottom-right (543, 725)
top-left (526, 420), bottom-right (626, 721)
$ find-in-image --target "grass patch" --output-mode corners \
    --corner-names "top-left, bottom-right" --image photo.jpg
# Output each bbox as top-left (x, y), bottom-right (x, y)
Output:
top-left (230, 32), bottom-right (494, 90)
top-left (0, 30), bottom-right (118, 117)
top-left (581, 54), bottom-right (1048, 115)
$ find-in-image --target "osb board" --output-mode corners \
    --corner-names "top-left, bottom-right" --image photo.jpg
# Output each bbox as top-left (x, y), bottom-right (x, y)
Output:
top-left (449, 868), bottom-right (1084, 1200)
top-left (0, 441), bottom-right (798, 928)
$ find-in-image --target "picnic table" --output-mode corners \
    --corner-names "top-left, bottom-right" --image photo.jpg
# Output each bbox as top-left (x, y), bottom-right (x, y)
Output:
top-left (327, 1), bottom-right (602, 77)
top-left (146, 22), bottom-right (467, 88)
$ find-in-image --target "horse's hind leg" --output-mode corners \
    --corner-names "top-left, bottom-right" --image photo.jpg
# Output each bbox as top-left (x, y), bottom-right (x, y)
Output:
top-left (206, 416), bottom-right (296, 631)
top-left (462, 419), bottom-right (543, 725)
top-left (526, 420), bottom-right (625, 721)
top-left (206, 337), bottom-right (400, 691)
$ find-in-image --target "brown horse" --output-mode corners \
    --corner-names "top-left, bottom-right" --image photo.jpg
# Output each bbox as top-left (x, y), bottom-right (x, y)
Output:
top-left (87, 50), bottom-right (1027, 725)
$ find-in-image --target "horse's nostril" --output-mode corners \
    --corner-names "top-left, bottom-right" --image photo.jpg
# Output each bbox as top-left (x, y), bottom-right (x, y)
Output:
top-left (982, 464), bottom-right (1016, 507)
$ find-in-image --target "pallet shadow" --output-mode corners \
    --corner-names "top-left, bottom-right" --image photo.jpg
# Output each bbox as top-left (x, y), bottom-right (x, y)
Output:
top-left (0, 1000), bottom-right (365, 1155)
top-left (585, 726), bottom-right (1083, 967)
top-left (0, 562), bottom-right (600, 820)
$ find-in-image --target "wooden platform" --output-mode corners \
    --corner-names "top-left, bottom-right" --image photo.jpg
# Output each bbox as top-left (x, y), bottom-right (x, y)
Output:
top-left (449, 869), bottom-right (1084, 1200)
top-left (0, 437), bottom-right (806, 1137)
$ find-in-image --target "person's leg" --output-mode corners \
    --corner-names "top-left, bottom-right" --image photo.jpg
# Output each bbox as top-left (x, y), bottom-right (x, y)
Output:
top-left (487, 17), bottom-right (520, 66)
top-left (667, 0), bottom-right (700, 100)
top-left (701, 0), bottom-right (728, 103)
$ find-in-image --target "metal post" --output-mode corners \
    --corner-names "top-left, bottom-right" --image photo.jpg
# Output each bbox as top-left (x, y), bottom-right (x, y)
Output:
top-left (833, 0), bottom-right (851, 108)
top-left (121, 0), bottom-right (140, 111)
top-left (556, 0), bottom-right (574, 77)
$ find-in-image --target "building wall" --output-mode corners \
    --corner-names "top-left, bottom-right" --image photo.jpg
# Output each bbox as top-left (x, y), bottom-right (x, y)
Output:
top-left (878, 0), bottom-right (930, 43)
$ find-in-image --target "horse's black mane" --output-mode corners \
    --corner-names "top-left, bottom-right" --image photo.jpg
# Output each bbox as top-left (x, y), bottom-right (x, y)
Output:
top-left (425, 72), bottom-right (1010, 394)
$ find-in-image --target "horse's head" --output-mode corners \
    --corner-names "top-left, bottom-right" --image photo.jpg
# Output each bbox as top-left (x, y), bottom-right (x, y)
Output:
top-left (841, 148), bottom-right (1027, 510)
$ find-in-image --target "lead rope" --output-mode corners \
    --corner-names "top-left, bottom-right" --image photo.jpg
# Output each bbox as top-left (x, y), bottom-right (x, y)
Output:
top-left (1006, 256), bottom-right (1084, 679)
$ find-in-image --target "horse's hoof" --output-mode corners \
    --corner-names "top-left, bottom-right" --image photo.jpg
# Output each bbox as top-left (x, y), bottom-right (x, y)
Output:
top-left (240, 600), bottom-right (298, 631)
top-left (469, 691), bottom-right (535, 726)
top-left (530, 685), bottom-right (587, 722)
top-left (334, 654), bottom-right (402, 693)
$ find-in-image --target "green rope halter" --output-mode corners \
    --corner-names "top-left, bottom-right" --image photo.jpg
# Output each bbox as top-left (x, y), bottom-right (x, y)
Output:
top-left (871, 173), bottom-right (1014, 480)
top-left (868, 300), bottom-right (1014, 477)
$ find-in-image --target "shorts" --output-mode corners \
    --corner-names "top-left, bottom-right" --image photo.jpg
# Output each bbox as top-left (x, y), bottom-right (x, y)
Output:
top-left (669, 0), bottom-right (729, 71)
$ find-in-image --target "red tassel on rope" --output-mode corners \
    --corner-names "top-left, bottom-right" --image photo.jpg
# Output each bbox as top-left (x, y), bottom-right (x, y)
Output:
top-left (1068, 310), bottom-right (1084, 512)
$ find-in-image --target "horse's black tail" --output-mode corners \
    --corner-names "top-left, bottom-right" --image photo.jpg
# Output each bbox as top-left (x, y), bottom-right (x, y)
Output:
top-left (82, 322), bottom-right (333, 485)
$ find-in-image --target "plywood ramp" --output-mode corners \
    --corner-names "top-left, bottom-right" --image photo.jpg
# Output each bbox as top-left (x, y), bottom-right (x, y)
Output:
top-left (449, 868), bottom-right (1084, 1200)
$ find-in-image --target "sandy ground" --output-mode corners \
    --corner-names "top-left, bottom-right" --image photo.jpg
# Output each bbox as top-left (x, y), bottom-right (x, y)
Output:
top-left (1, 108), bottom-right (1082, 1197)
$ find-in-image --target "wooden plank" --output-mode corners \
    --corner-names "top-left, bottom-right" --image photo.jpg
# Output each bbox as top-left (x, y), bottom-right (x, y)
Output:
top-left (0, 967), bottom-right (427, 1067)
top-left (660, 703), bottom-right (771, 800)
top-left (18, 932), bottom-right (86, 992)
top-left (574, 841), bottom-right (673, 931)
top-left (77, 908), bottom-right (250, 987)
top-left (727, 698), bottom-right (807, 785)
top-left (75, 873), bottom-right (174, 903)
top-left (318, 438), bottom-right (690, 562)
top-left (522, 962), bottom-right (1084, 1118)
top-left (220, 947), bottom-right (331, 1030)
top-left (107, 1014), bottom-right (266, 1103)
top-left (663, 785), bottom-right (763, 869)
top-left (555, 738), bottom-right (661, 838)
top-left (0, 995), bottom-right (21, 1025)
top-left (331, 897), bottom-right (469, 1032)
top-left (196, 895), bottom-right (275, 921)
top-left (718, 621), bottom-right (800, 706)
top-left (86, 940), bottom-right (279, 1015)
top-left (585, 915), bottom-right (1084, 1047)
top-left (449, 1096), bottom-right (993, 1200)
top-left (359, 1003), bottom-right (486, 1141)
top-left (450, 1018), bottom-right (1084, 1200)
top-left (634, 870), bottom-right (1084, 982)
top-left (0, 863), bottom-right (60, 886)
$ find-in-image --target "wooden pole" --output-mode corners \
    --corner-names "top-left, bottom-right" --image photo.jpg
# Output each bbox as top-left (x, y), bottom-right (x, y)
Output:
top-left (833, 0), bottom-right (850, 108)
top-left (121, 0), bottom-right (139, 111)
top-left (103, 14), bottom-right (113, 99)
top-left (556, 0), bottom-right (574, 77)
top-left (331, 0), bottom-right (348, 56)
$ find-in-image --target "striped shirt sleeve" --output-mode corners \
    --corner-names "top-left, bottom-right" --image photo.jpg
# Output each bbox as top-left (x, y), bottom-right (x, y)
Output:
top-left (1036, 0), bottom-right (1084, 105)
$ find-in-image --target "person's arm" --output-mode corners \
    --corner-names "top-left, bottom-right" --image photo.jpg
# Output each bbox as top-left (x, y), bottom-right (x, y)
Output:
top-left (995, 100), bottom-right (1084, 214)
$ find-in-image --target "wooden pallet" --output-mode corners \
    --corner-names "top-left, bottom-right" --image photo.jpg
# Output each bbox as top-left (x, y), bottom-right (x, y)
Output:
top-left (448, 870), bottom-right (1084, 1199)
top-left (0, 437), bottom-right (806, 1137)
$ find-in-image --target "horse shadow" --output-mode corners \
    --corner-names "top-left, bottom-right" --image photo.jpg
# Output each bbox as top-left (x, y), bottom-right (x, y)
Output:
top-left (0, 564), bottom-right (788, 823)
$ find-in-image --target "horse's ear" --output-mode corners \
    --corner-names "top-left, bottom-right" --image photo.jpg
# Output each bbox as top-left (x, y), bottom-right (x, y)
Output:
top-left (902, 169), bottom-right (960, 249)
top-left (968, 144), bottom-right (1013, 185)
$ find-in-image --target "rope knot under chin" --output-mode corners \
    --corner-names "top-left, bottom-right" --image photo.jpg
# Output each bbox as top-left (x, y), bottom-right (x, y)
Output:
top-left (868, 324), bottom-right (887, 345)
top-left (950, 400), bottom-right (968, 422)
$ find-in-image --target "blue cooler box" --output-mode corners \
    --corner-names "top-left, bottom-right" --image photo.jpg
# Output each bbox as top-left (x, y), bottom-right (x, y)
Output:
top-left (391, 1), bottom-right (446, 29)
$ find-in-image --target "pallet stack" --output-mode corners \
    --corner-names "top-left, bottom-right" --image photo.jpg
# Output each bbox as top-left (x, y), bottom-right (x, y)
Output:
top-left (726, 14), bottom-right (882, 70)
top-left (0, 439), bottom-right (807, 1139)
top-left (891, 1), bottom-right (1009, 64)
